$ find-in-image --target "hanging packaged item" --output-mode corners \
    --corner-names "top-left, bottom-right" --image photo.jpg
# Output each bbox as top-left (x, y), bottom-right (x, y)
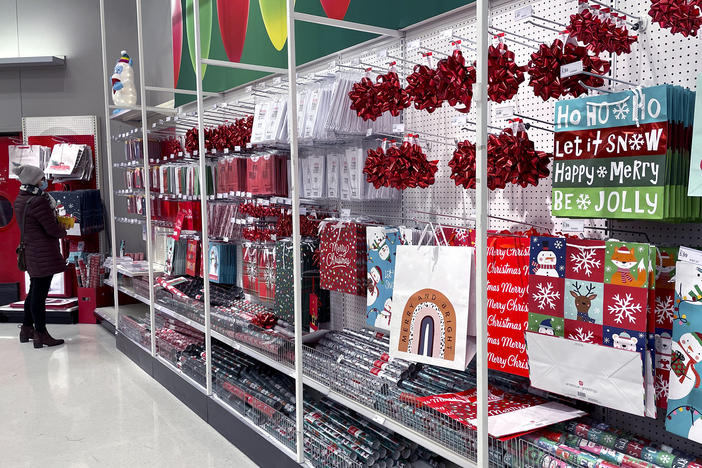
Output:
top-left (388, 230), bottom-right (475, 370)
top-left (319, 221), bottom-right (367, 296)
top-left (654, 247), bottom-right (678, 409)
top-left (51, 190), bottom-right (105, 236)
top-left (242, 243), bottom-right (259, 293)
top-left (185, 238), bottom-right (201, 277)
top-left (487, 234), bottom-right (530, 377)
top-left (257, 245), bottom-right (276, 303)
top-left (274, 238), bottom-right (329, 331)
top-left (8, 145), bottom-right (51, 175)
top-left (365, 226), bottom-right (414, 330)
top-left (552, 85), bottom-right (700, 221)
top-left (208, 243), bottom-right (237, 284)
top-left (526, 236), bottom-right (654, 415)
top-left (665, 300), bottom-right (702, 443)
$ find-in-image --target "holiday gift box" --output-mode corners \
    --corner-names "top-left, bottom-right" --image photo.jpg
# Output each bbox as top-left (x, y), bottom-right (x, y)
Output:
top-left (389, 243), bottom-right (475, 370)
top-left (319, 221), bottom-right (367, 296)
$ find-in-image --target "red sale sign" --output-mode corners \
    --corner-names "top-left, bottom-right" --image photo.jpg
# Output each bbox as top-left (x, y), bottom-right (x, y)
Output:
top-left (487, 235), bottom-right (530, 377)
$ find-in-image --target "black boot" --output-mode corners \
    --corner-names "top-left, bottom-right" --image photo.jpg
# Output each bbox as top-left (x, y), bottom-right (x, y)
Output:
top-left (19, 325), bottom-right (35, 343)
top-left (33, 330), bottom-right (65, 348)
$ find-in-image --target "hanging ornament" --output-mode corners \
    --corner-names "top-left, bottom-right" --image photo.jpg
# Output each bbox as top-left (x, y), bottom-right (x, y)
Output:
top-left (649, 0), bottom-right (702, 37)
top-left (487, 40), bottom-right (527, 103)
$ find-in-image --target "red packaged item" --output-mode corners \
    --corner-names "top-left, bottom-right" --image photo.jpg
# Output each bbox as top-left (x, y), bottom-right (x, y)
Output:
top-left (242, 244), bottom-right (259, 293)
top-left (257, 246), bottom-right (276, 302)
top-left (319, 221), bottom-right (367, 296)
top-left (185, 239), bottom-right (200, 276)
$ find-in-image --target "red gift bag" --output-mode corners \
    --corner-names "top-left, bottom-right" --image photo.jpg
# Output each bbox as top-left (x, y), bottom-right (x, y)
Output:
top-left (257, 246), bottom-right (276, 301)
top-left (320, 221), bottom-right (367, 296)
top-left (242, 243), bottom-right (259, 293)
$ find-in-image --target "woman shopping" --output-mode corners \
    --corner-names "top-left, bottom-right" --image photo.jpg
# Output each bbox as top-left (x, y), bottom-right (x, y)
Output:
top-left (13, 165), bottom-right (67, 348)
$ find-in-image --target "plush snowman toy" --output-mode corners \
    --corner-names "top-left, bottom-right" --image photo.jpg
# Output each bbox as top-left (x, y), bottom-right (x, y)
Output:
top-left (111, 50), bottom-right (137, 107)
top-left (669, 332), bottom-right (702, 401)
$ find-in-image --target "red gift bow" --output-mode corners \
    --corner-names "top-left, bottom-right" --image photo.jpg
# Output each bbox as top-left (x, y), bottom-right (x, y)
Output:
top-left (487, 42), bottom-right (527, 103)
top-left (184, 116), bottom-right (253, 154)
top-left (406, 64), bottom-right (442, 112)
top-left (649, 0), bottom-right (702, 37)
top-left (348, 76), bottom-right (383, 121)
top-left (275, 214), bottom-right (320, 238)
top-left (363, 141), bottom-right (438, 189)
top-left (448, 128), bottom-right (551, 190)
top-left (527, 38), bottom-right (611, 101)
top-left (239, 202), bottom-right (280, 218)
top-left (568, 8), bottom-right (638, 55)
top-left (251, 311), bottom-right (277, 329)
top-left (376, 70), bottom-right (411, 117)
top-left (432, 49), bottom-right (477, 113)
top-left (163, 137), bottom-right (183, 157)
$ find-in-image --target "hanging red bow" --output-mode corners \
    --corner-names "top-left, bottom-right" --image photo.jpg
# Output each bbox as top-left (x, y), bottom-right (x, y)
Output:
top-left (487, 42), bottom-right (527, 103)
top-left (649, 0), bottom-right (702, 37)
top-left (432, 49), bottom-right (477, 113)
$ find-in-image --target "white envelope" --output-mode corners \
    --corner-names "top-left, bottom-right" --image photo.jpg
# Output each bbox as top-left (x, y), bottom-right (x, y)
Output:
top-left (527, 332), bottom-right (645, 416)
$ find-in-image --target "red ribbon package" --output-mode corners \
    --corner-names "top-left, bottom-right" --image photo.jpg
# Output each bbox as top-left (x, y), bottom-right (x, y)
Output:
top-left (487, 41), bottom-right (527, 103)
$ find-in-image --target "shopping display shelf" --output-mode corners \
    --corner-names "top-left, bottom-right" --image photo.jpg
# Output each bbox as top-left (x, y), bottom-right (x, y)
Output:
top-left (105, 278), bottom-right (477, 466)
top-left (155, 354), bottom-right (207, 395)
top-left (94, 306), bottom-right (117, 334)
top-left (210, 394), bottom-right (300, 463)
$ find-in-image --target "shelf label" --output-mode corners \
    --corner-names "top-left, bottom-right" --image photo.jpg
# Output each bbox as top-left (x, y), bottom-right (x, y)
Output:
top-left (341, 208), bottom-right (351, 218)
top-left (407, 39), bottom-right (421, 52)
top-left (371, 414), bottom-right (386, 425)
top-left (366, 128), bottom-right (373, 137)
top-left (246, 143), bottom-right (253, 149)
top-left (514, 5), bottom-right (533, 21)
top-left (560, 219), bottom-right (585, 233)
top-left (679, 247), bottom-right (702, 266)
top-left (392, 123), bottom-right (405, 134)
top-left (495, 105), bottom-right (515, 119)
top-left (441, 28), bottom-right (453, 39)
top-left (235, 145), bottom-right (241, 152)
top-left (561, 60), bottom-right (583, 78)
top-left (223, 148), bottom-right (229, 154)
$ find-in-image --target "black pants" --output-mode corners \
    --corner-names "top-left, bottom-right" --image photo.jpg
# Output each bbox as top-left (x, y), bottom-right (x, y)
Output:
top-left (23, 275), bottom-right (53, 333)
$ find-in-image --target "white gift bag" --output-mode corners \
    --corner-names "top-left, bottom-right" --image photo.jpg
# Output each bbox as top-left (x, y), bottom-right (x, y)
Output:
top-left (389, 225), bottom-right (475, 370)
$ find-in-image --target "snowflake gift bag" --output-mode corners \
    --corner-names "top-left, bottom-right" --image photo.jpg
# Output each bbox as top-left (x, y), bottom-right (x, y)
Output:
top-left (319, 221), bottom-right (367, 296)
top-left (665, 300), bottom-right (702, 443)
top-left (366, 226), bottom-right (407, 330)
top-left (527, 236), bottom-right (567, 338)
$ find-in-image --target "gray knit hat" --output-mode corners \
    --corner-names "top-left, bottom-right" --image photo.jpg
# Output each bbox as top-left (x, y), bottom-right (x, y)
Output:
top-left (12, 164), bottom-right (44, 186)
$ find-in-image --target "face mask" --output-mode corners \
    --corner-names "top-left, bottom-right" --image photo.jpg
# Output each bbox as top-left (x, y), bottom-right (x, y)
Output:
top-left (39, 180), bottom-right (48, 190)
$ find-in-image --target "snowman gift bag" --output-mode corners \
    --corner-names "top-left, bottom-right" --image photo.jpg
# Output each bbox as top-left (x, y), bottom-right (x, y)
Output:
top-left (665, 299), bottom-right (702, 442)
top-left (366, 226), bottom-right (412, 330)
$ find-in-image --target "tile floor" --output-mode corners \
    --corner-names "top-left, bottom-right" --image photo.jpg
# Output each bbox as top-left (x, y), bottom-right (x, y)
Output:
top-left (0, 323), bottom-right (259, 468)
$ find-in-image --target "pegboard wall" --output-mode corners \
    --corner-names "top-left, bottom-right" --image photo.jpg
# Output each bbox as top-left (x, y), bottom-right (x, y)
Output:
top-left (160, 0), bottom-right (702, 455)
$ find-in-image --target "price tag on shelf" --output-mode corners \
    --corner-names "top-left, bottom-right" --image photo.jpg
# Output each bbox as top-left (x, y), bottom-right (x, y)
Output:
top-left (246, 216), bottom-right (254, 223)
top-left (300, 207), bottom-right (307, 215)
top-left (441, 28), bottom-right (453, 39)
top-left (451, 115), bottom-right (468, 125)
top-left (166, 116), bottom-right (172, 121)
top-left (261, 199), bottom-right (269, 206)
top-left (223, 237), bottom-right (229, 243)
top-left (392, 123), bottom-right (405, 134)
top-left (560, 219), bottom-right (585, 233)
top-left (371, 414), bottom-right (386, 425)
top-left (679, 247), bottom-right (702, 266)
top-left (341, 208), bottom-right (351, 218)
top-left (561, 60), bottom-right (583, 78)
top-left (223, 148), bottom-right (229, 154)
top-left (236, 191), bottom-right (243, 197)
top-left (366, 128), bottom-right (373, 137)
top-left (246, 143), bottom-right (253, 149)
top-left (375, 49), bottom-right (387, 60)
top-left (235, 146), bottom-right (241, 152)
top-left (232, 342), bottom-right (241, 351)
top-left (272, 76), bottom-right (282, 85)
top-left (246, 192), bottom-right (252, 198)
top-left (495, 105), bottom-right (515, 119)
top-left (245, 85), bottom-right (253, 93)
top-left (407, 39), bottom-right (421, 52)
top-left (178, 151), bottom-right (183, 157)
top-left (514, 5), bottom-right (533, 21)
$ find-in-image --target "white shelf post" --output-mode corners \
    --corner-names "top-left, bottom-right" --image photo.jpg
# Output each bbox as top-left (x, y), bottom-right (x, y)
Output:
top-left (135, 0), bottom-right (157, 356)
top-left (193, 0), bottom-right (213, 396)
top-left (286, 0), bottom-right (305, 463)
top-left (98, 0), bottom-right (120, 333)
top-left (475, 0), bottom-right (490, 465)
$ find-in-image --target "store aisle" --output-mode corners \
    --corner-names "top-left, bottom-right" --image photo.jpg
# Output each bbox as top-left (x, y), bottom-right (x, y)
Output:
top-left (0, 324), bottom-right (259, 468)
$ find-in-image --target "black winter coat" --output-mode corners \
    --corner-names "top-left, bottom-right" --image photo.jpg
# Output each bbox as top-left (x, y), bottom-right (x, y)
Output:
top-left (15, 191), bottom-right (67, 278)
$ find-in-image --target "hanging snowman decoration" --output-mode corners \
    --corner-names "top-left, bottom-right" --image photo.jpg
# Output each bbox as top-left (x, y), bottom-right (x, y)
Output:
top-left (534, 241), bottom-right (559, 277)
top-left (669, 332), bottom-right (702, 401)
top-left (111, 50), bottom-right (137, 107)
